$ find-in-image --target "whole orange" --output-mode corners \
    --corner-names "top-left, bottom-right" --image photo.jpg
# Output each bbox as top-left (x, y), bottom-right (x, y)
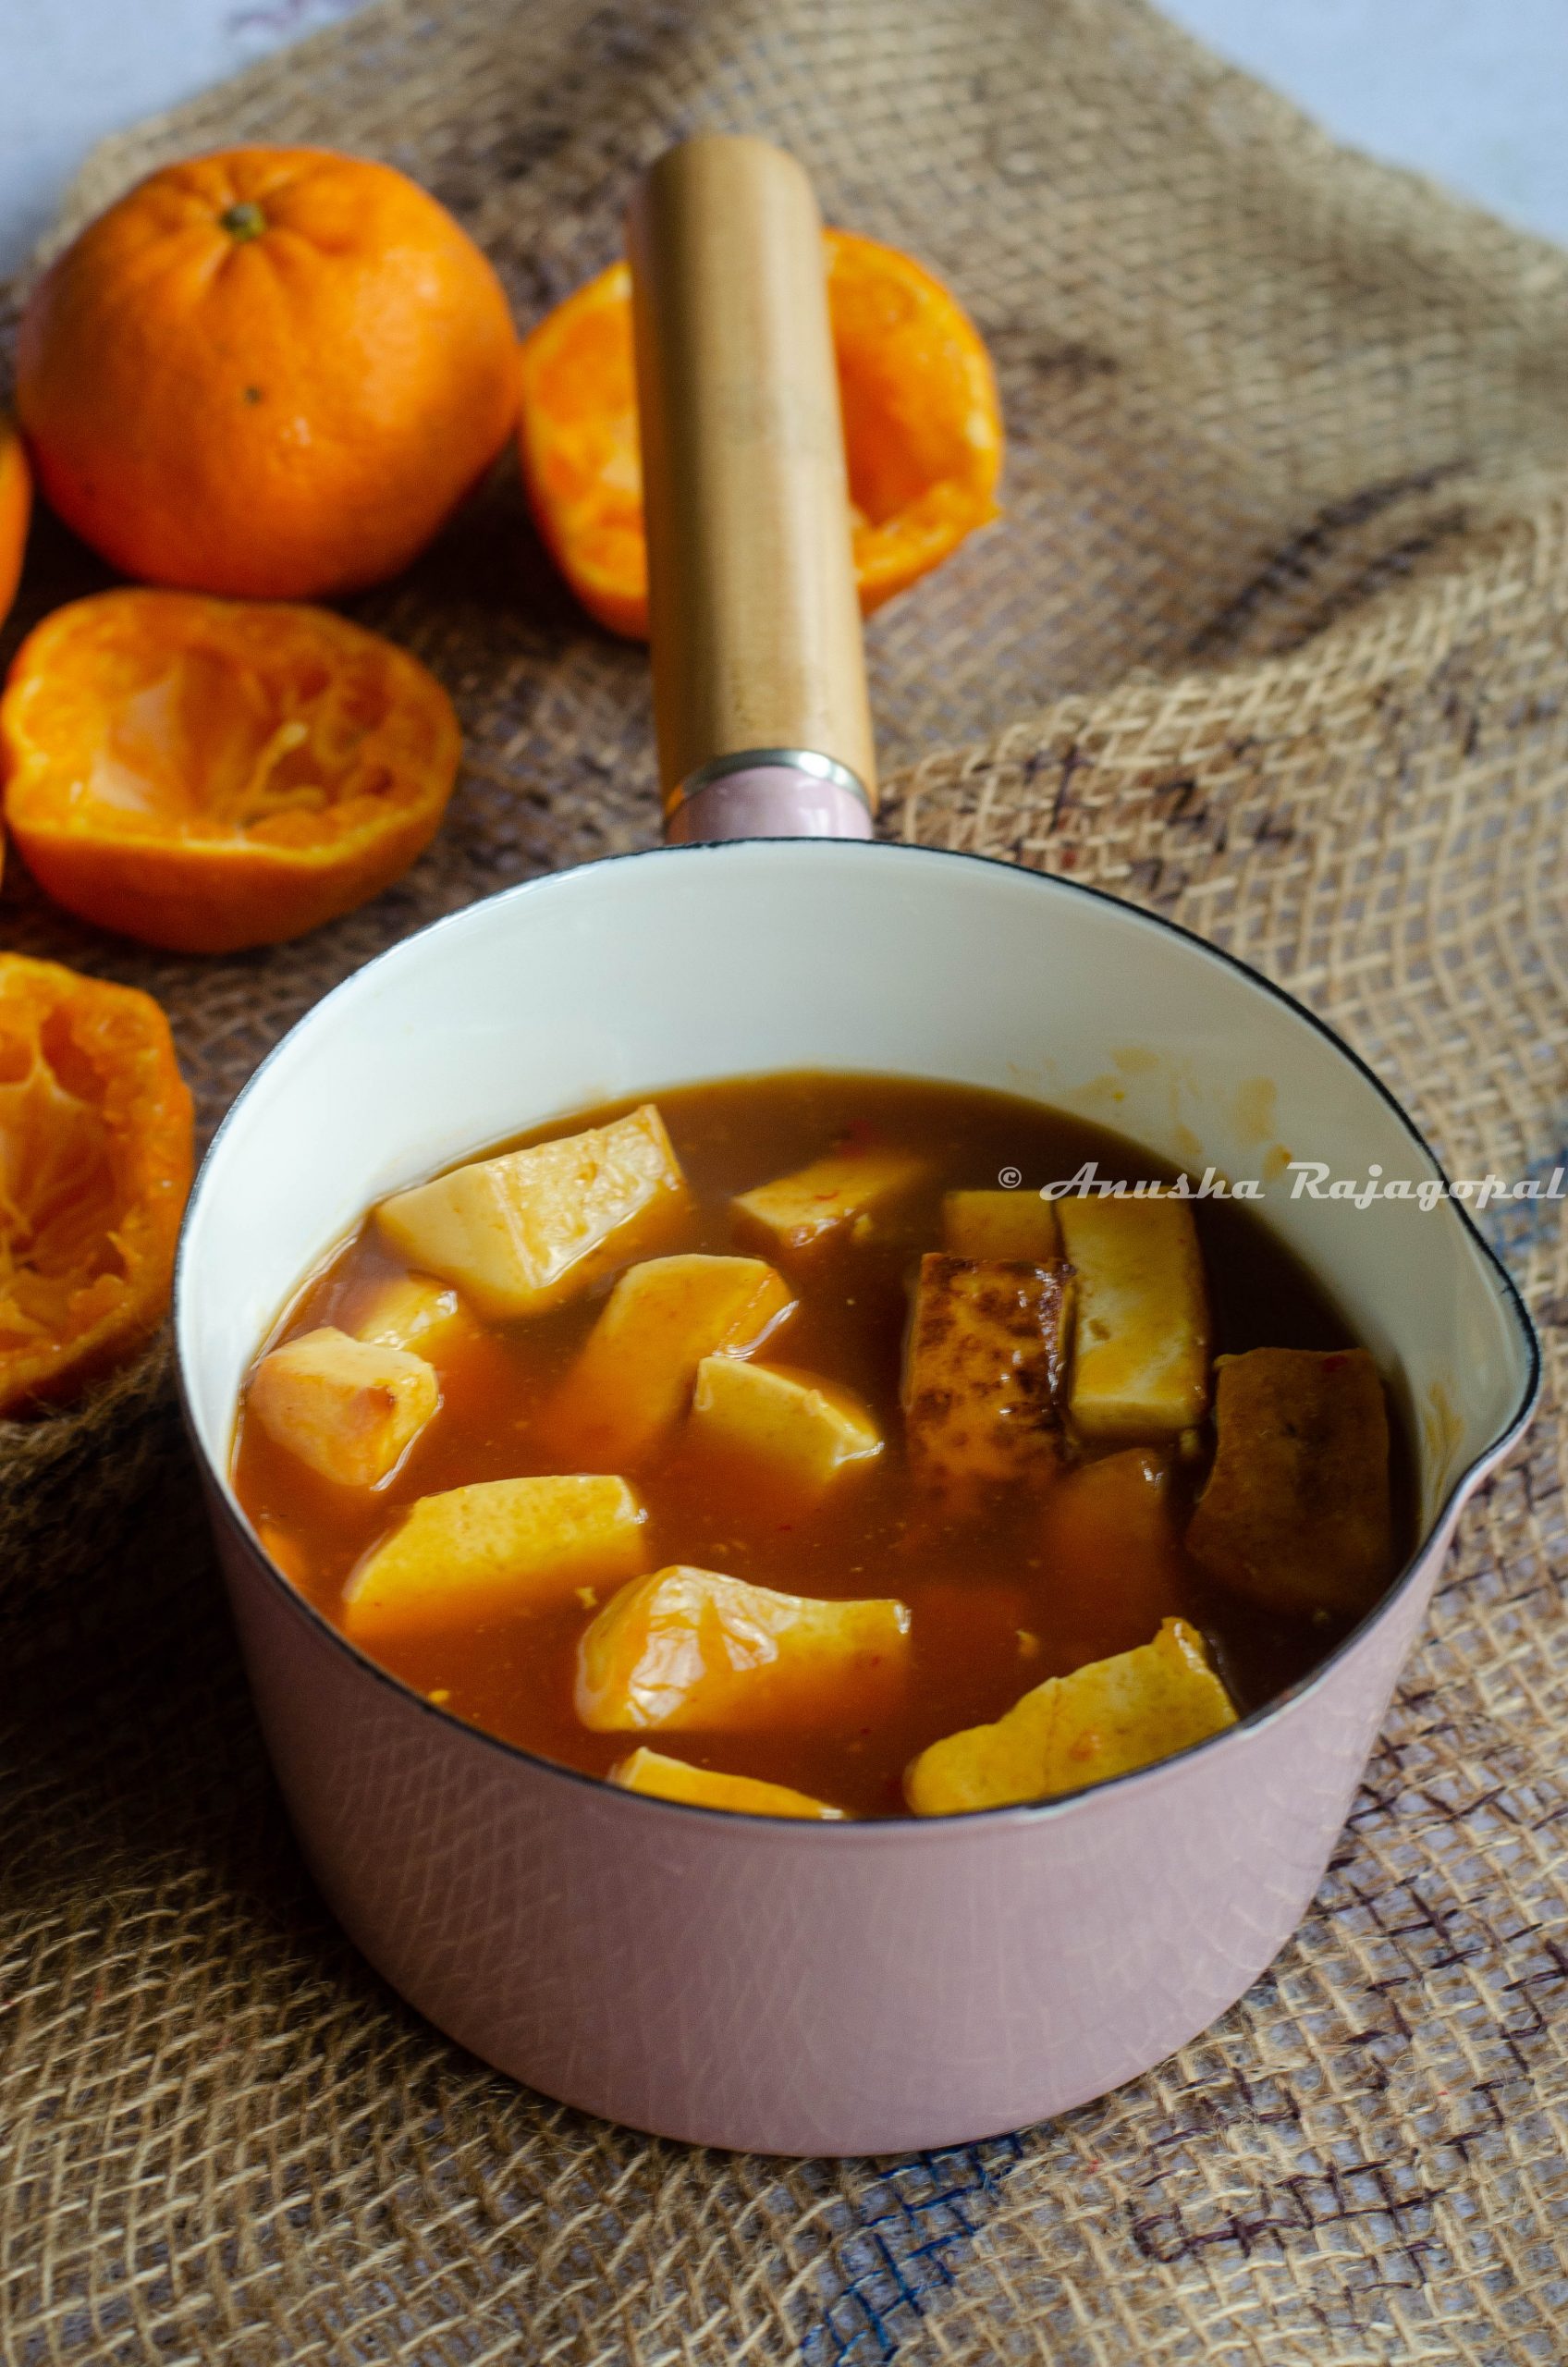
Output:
top-left (17, 147), bottom-right (518, 600)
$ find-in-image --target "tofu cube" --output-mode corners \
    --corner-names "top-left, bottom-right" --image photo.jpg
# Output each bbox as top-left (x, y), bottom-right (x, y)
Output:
top-left (342, 1473), bottom-right (646, 1642)
top-left (733, 1146), bottom-right (926, 1254)
top-left (1057, 1196), bottom-right (1209, 1439)
top-left (942, 1190), bottom-right (1062, 1261)
top-left (575, 1565), bottom-right (912, 1731)
top-left (690, 1356), bottom-right (882, 1494)
top-left (610, 1748), bottom-right (847, 1821)
top-left (1186, 1346), bottom-right (1394, 1614)
top-left (905, 1616), bottom-right (1235, 1814)
top-left (374, 1103), bottom-right (686, 1320)
top-left (349, 1270), bottom-right (467, 1356)
top-left (902, 1255), bottom-right (1072, 1494)
top-left (1041, 1615), bottom-right (1235, 1796)
top-left (248, 1326), bottom-right (438, 1488)
top-left (254, 1517), bottom-right (310, 1588)
top-left (1039, 1446), bottom-right (1184, 1659)
top-left (548, 1254), bottom-right (794, 1465)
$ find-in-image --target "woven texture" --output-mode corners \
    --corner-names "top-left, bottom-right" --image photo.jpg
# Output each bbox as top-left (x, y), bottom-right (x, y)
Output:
top-left (0, 1331), bottom-right (178, 1609)
top-left (4, 1), bottom-right (1568, 2360)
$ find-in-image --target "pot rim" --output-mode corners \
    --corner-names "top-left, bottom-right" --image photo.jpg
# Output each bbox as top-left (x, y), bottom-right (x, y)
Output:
top-left (175, 837), bottom-right (1541, 1838)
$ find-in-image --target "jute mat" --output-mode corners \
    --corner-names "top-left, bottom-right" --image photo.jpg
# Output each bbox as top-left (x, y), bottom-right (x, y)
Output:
top-left (4, 1), bottom-right (1568, 2360)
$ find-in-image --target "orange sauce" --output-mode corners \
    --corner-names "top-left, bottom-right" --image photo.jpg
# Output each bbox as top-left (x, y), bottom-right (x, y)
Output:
top-left (232, 1073), bottom-right (1403, 1817)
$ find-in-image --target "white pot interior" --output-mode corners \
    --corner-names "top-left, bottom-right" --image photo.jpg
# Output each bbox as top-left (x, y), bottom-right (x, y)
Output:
top-left (178, 841), bottom-right (1535, 1541)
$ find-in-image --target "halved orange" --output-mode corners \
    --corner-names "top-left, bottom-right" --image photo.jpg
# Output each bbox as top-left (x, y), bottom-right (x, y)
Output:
top-left (0, 953), bottom-right (192, 1415)
top-left (0, 416), bottom-right (30, 635)
top-left (0, 590), bottom-right (461, 953)
top-left (517, 228), bottom-right (1003, 637)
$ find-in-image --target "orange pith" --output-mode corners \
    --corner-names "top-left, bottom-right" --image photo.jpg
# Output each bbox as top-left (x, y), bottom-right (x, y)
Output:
top-left (0, 954), bottom-right (193, 1416)
top-left (0, 418), bottom-right (30, 635)
top-left (1, 590), bottom-right (462, 953)
top-left (517, 228), bottom-right (1003, 637)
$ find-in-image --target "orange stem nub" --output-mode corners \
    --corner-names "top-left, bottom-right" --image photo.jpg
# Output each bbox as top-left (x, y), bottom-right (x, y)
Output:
top-left (219, 201), bottom-right (267, 242)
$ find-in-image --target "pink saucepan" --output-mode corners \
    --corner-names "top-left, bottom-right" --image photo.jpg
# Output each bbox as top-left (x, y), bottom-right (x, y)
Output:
top-left (175, 138), bottom-right (1537, 2154)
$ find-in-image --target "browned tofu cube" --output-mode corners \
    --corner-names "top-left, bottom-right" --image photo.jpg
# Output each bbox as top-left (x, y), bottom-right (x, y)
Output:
top-left (1057, 1196), bottom-right (1209, 1439)
top-left (248, 1327), bottom-right (439, 1488)
top-left (1186, 1346), bottom-right (1394, 1615)
top-left (1039, 1446), bottom-right (1185, 1660)
top-left (942, 1190), bottom-right (1062, 1261)
top-left (902, 1255), bottom-right (1072, 1494)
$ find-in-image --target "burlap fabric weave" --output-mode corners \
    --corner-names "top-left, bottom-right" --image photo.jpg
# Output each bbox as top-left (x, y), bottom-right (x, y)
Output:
top-left (4, 1), bottom-right (1567, 2359)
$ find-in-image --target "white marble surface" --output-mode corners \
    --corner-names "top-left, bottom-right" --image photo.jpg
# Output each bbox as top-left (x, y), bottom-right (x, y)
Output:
top-left (1, 0), bottom-right (1565, 276)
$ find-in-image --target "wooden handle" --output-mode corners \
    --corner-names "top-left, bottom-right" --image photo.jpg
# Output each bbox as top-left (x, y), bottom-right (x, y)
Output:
top-left (627, 136), bottom-right (877, 826)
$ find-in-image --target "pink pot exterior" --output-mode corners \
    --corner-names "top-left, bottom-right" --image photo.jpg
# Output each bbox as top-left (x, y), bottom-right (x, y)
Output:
top-left (178, 842), bottom-right (1537, 2155)
top-left (666, 762), bottom-right (874, 841)
top-left (211, 1475), bottom-right (1466, 2156)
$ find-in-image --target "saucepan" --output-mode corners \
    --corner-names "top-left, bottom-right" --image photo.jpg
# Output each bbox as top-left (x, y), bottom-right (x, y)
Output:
top-left (174, 137), bottom-right (1537, 2154)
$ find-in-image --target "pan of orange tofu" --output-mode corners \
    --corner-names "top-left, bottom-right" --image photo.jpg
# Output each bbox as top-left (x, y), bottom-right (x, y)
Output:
top-left (234, 1073), bottom-right (1404, 1823)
